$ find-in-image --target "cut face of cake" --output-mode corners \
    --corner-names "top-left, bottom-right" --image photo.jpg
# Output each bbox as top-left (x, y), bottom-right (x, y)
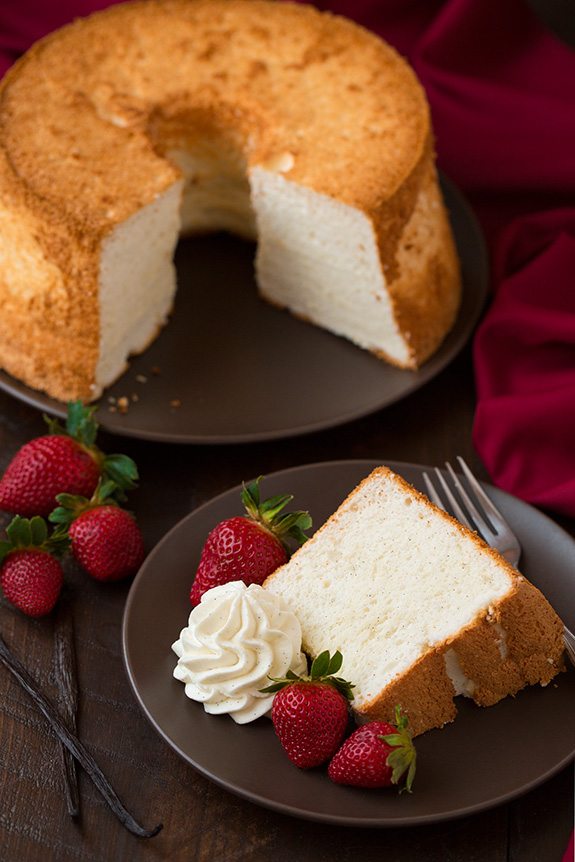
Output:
top-left (264, 467), bottom-right (565, 736)
top-left (0, 0), bottom-right (461, 402)
top-left (96, 179), bottom-right (184, 391)
top-left (251, 167), bottom-right (414, 368)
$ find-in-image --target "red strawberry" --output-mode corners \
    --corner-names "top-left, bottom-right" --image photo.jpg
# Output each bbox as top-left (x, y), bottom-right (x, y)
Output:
top-left (328, 706), bottom-right (417, 791)
top-left (69, 506), bottom-right (144, 582)
top-left (262, 650), bottom-right (354, 769)
top-left (0, 435), bottom-right (99, 518)
top-left (190, 477), bottom-right (311, 606)
top-left (0, 401), bottom-right (138, 517)
top-left (0, 516), bottom-right (68, 617)
top-left (1, 550), bottom-right (63, 618)
top-left (50, 481), bottom-right (145, 582)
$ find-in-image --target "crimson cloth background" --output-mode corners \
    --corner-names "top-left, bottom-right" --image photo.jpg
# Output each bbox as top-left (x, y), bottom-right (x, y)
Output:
top-left (1, 0), bottom-right (575, 524)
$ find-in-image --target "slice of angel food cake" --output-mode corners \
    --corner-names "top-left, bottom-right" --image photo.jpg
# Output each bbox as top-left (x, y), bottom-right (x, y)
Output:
top-left (263, 466), bottom-right (565, 736)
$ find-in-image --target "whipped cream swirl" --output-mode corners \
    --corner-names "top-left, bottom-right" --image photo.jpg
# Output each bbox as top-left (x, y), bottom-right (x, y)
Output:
top-left (172, 581), bottom-right (307, 723)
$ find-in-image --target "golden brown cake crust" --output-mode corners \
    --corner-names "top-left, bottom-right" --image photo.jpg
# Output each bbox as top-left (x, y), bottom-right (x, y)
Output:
top-left (0, 0), bottom-right (452, 399)
top-left (385, 166), bottom-right (461, 367)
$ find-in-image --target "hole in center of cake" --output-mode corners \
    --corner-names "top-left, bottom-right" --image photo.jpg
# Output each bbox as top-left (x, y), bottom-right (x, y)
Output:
top-left (149, 105), bottom-right (257, 240)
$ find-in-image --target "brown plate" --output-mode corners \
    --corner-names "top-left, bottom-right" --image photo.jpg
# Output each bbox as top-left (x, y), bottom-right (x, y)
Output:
top-left (122, 460), bottom-right (575, 826)
top-left (0, 177), bottom-right (487, 443)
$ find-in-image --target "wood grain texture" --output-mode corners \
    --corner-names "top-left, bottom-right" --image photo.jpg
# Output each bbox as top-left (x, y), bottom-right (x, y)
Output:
top-left (0, 346), bottom-right (572, 862)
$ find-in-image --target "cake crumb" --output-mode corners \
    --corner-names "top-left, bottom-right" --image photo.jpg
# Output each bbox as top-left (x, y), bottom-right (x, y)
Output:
top-left (151, 366), bottom-right (161, 375)
top-left (108, 405), bottom-right (117, 413)
top-left (107, 396), bottom-right (116, 404)
top-left (117, 396), bottom-right (130, 414)
top-left (170, 399), bottom-right (182, 409)
top-left (136, 374), bottom-right (147, 384)
top-left (131, 393), bottom-right (139, 402)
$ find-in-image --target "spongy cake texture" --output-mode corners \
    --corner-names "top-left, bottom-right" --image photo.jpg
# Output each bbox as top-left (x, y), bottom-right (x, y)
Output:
top-left (0, 0), bottom-right (460, 401)
top-left (264, 467), bottom-right (565, 736)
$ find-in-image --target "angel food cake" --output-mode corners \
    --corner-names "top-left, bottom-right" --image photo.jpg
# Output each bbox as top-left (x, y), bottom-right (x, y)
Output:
top-left (264, 467), bottom-right (565, 736)
top-left (0, 0), bottom-right (460, 402)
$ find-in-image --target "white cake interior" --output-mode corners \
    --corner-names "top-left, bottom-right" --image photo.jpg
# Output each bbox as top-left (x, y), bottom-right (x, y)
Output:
top-left (250, 167), bottom-right (411, 365)
top-left (167, 145), bottom-right (257, 239)
top-left (95, 150), bottom-right (416, 394)
top-left (96, 179), bottom-right (183, 392)
top-left (264, 469), bottom-right (514, 708)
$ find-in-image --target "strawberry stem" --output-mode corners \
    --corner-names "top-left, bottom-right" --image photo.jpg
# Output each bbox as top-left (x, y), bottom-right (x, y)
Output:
top-left (0, 515), bottom-right (70, 563)
top-left (44, 401), bottom-right (99, 448)
top-left (241, 476), bottom-right (312, 552)
top-left (380, 706), bottom-right (417, 793)
top-left (49, 478), bottom-right (121, 527)
top-left (260, 650), bottom-right (354, 701)
top-left (102, 454), bottom-right (138, 498)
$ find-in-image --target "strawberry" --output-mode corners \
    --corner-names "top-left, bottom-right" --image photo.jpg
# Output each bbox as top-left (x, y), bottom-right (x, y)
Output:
top-left (0, 401), bottom-right (138, 517)
top-left (0, 516), bottom-right (69, 617)
top-left (50, 481), bottom-right (145, 582)
top-left (190, 477), bottom-right (311, 606)
top-left (69, 507), bottom-right (145, 582)
top-left (328, 706), bottom-right (417, 791)
top-left (261, 650), bottom-right (354, 769)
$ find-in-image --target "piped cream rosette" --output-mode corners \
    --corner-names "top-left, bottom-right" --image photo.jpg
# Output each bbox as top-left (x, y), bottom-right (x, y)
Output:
top-left (172, 581), bottom-right (307, 723)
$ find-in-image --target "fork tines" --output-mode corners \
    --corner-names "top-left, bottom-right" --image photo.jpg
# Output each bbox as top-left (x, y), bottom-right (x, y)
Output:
top-left (423, 459), bottom-right (496, 540)
top-left (422, 457), bottom-right (521, 568)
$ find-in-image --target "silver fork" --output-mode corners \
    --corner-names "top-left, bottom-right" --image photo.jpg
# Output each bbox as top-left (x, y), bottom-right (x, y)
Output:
top-left (423, 456), bottom-right (575, 667)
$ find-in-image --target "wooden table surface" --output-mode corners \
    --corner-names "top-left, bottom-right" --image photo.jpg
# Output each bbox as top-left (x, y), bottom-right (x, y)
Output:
top-left (0, 342), bottom-right (572, 862)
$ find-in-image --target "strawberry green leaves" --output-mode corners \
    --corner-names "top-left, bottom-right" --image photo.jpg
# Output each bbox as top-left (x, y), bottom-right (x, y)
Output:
top-left (261, 649), bottom-right (354, 702)
top-left (0, 515), bottom-right (70, 564)
top-left (379, 706), bottom-right (417, 793)
top-left (49, 479), bottom-right (121, 528)
top-left (309, 650), bottom-right (354, 701)
top-left (241, 477), bottom-right (312, 550)
top-left (44, 401), bottom-right (99, 448)
top-left (102, 454), bottom-right (138, 498)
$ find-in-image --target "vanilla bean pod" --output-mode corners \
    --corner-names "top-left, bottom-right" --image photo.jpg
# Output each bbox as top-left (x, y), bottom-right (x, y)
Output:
top-left (0, 633), bottom-right (161, 839)
top-left (54, 600), bottom-right (80, 818)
